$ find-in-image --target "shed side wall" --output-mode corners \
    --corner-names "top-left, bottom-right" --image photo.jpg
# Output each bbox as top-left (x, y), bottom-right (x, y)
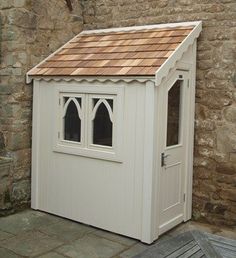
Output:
top-left (33, 79), bottom-right (146, 239)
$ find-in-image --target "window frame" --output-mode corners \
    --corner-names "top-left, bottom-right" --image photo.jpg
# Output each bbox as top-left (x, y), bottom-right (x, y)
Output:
top-left (88, 94), bottom-right (116, 150)
top-left (165, 78), bottom-right (184, 150)
top-left (59, 93), bottom-right (85, 147)
top-left (53, 84), bottom-right (124, 162)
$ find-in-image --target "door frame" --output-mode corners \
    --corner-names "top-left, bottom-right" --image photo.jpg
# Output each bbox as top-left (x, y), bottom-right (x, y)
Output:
top-left (155, 63), bottom-right (195, 238)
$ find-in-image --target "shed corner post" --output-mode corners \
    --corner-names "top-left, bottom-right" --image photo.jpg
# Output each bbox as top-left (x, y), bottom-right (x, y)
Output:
top-left (141, 80), bottom-right (156, 244)
top-left (185, 40), bottom-right (197, 221)
top-left (31, 80), bottom-right (40, 210)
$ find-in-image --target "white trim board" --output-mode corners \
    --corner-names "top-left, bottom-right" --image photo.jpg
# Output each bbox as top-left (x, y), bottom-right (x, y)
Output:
top-left (155, 21), bottom-right (202, 86)
top-left (81, 21), bottom-right (202, 35)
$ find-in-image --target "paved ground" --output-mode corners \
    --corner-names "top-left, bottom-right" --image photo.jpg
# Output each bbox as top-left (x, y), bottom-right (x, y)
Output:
top-left (0, 209), bottom-right (235, 258)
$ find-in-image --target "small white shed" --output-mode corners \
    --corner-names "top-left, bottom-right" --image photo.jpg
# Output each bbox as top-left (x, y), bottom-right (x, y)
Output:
top-left (27, 21), bottom-right (202, 243)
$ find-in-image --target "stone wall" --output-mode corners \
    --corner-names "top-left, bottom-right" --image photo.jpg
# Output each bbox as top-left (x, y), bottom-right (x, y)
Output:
top-left (81, 0), bottom-right (236, 226)
top-left (0, 0), bottom-right (83, 214)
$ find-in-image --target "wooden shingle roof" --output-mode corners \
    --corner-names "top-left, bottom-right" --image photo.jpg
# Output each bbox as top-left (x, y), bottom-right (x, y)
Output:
top-left (28, 25), bottom-right (195, 77)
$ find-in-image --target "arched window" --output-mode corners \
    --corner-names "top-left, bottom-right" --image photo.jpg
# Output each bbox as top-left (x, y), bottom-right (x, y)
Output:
top-left (55, 91), bottom-right (123, 161)
top-left (92, 99), bottom-right (113, 147)
top-left (63, 97), bottom-right (82, 142)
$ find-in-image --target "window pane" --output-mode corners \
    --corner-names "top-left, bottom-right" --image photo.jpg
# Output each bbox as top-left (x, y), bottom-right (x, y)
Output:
top-left (64, 99), bottom-right (81, 142)
top-left (93, 98), bottom-right (113, 110)
top-left (93, 102), bottom-right (112, 147)
top-left (107, 99), bottom-right (113, 110)
top-left (166, 80), bottom-right (182, 147)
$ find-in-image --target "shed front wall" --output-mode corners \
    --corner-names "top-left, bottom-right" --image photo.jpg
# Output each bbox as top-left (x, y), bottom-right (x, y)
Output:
top-left (32, 79), bottom-right (150, 239)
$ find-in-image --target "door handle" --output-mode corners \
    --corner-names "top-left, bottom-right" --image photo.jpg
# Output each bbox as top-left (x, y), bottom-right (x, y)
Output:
top-left (161, 153), bottom-right (170, 167)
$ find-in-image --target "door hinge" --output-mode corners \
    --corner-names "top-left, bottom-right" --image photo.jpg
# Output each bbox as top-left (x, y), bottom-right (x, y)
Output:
top-left (183, 193), bottom-right (186, 202)
top-left (187, 79), bottom-right (190, 88)
top-left (59, 98), bottom-right (61, 105)
top-left (58, 132), bottom-right (60, 139)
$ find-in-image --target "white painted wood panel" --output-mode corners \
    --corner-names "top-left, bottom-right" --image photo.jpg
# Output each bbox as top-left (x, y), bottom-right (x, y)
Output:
top-left (34, 80), bottom-right (146, 239)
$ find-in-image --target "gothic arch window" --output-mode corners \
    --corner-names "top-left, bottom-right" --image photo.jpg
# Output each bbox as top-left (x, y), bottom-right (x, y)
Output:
top-left (91, 98), bottom-right (113, 147)
top-left (55, 89), bottom-right (123, 162)
top-left (63, 97), bottom-right (82, 142)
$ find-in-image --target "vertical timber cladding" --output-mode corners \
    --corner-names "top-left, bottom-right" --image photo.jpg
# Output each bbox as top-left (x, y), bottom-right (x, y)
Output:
top-left (81, 0), bottom-right (236, 226)
top-left (0, 0), bottom-right (83, 214)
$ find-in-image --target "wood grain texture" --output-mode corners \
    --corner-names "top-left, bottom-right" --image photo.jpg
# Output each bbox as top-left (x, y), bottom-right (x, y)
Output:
top-left (133, 231), bottom-right (236, 258)
top-left (28, 26), bottom-right (194, 76)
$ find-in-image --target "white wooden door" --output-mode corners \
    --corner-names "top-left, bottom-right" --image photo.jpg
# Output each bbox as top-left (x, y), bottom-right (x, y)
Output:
top-left (158, 70), bottom-right (189, 234)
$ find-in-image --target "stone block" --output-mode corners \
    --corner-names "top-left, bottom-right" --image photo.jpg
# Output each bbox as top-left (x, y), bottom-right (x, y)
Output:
top-left (0, 133), bottom-right (5, 151)
top-left (1, 29), bottom-right (18, 42)
top-left (0, 210), bottom-right (63, 234)
top-left (0, 68), bottom-right (13, 76)
top-left (38, 252), bottom-right (67, 258)
top-left (0, 157), bottom-right (12, 213)
top-left (12, 68), bottom-right (22, 76)
top-left (193, 157), bottom-right (216, 170)
top-left (220, 188), bottom-right (236, 202)
top-left (56, 234), bottom-right (126, 258)
top-left (0, 248), bottom-right (20, 258)
top-left (195, 132), bottom-right (215, 148)
top-left (13, 0), bottom-right (26, 8)
top-left (215, 173), bottom-right (236, 185)
top-left (92, 229), bottom-right (137, 247)
top-left (216, 125), bottom-right (236, 153)
top-left (8, 9), bottom-right (37, 29)
top-left (216, 163), bottom-right (236, 175)
top-left (6, 131), bottom-right (31, 151)
top-left (0, 230), bottom-right (14, 241)
top-left (18, 52), bottom-right (27, 64)
top-left (12, 180), bottom-right (30, 203)
top-left (223, 106), bottom-right (236, 123)
top-left (196, 89), bottom-right (232, 109)
top-left (119, 242), bottom-right (148, 258)
top-left (0, 0), bottom-right (13, 9)
top-left (194, 167), bottom-right (212, 180)
top-left (195, 119), bottom-right (215, 131)
top-left (0, 231), bottom-right (63, 257)
top-left (229, 152), bottom-right (236, 163)
top-left (11, 149), bottom-right (31, 169)
top-left (39, 220), bottom-right (95, 242)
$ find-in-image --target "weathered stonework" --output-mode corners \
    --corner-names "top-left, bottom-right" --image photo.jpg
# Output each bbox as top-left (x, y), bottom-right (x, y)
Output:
top-left (0, 0), bottom-right (83, 214)
top-left (0, 157), bottom-right (12, 215)
top-left (0, 0), bottom-right (235, 227)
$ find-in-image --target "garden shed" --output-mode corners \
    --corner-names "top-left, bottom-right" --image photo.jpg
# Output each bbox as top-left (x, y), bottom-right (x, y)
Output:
top-left (27, 21), bottom-right (202, 243)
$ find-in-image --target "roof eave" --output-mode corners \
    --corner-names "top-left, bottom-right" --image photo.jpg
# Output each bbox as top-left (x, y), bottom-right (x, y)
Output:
top-left (155, 21), bottom-right (202, 86)
top-left (26, 75), bottom-right (155, 84)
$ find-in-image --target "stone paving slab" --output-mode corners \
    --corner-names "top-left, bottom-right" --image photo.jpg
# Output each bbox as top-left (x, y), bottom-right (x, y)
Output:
top-left (0, 209), bottom-right (235, 258)
top-left (0, 210), bottom-right (62, 234)
top-left (38, 219), bottom-right (95, 242)
top-left (38, 252), bottom-right (68, 258)
top-left (117, 233), bottom-right (172, 258)
top-left (118, 242), bottom-right (149, 258)
top-left (92, 229), bottom-right (138, 247)
top-left (0, 230), bottom-right (14, 241)
top-left (0, 230), bottom-right (63, 257)
top-left (56, 234), bottom-right (126, 258)
top-left (0, 247), bottom-right (21, 258)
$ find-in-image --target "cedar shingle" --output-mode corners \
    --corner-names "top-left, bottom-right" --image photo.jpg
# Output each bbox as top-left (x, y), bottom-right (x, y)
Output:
top-left (28, 26), bottom-right (194, 77)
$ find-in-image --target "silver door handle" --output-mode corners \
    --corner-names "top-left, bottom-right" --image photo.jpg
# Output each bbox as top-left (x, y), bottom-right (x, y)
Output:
top-left (161, 153), bottom-right (170, 167)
